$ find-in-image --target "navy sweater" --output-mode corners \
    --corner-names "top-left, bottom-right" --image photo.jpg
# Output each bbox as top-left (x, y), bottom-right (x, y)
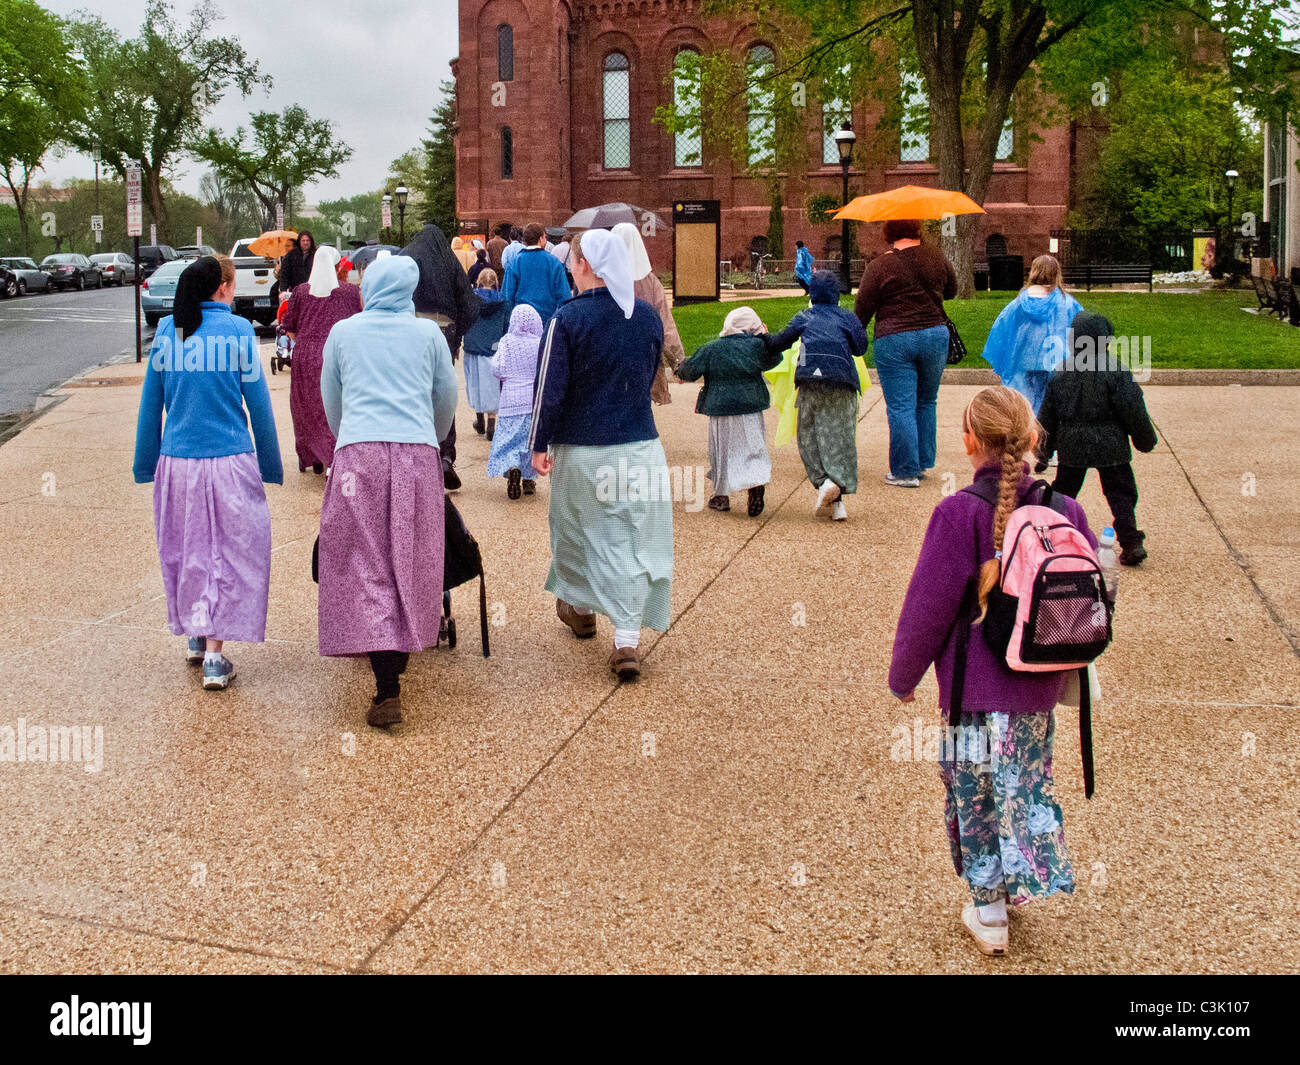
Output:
top-left (528, 287), bottom-right (663, 452)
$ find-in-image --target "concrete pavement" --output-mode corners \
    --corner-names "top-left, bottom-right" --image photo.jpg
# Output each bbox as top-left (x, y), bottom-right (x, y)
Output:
top-left (0, 348), bottom-right (1296, 973)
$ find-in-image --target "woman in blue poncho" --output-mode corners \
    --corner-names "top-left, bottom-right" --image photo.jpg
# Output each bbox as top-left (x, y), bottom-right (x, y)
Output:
top-left (980, 254), bottom-right (1082, 415)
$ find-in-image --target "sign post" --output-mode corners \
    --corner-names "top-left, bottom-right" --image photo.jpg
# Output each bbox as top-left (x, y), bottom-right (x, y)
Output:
top-left (671, 200), bottom-right (720, 305)
top-left (126, 162), bottom-right (143, 362)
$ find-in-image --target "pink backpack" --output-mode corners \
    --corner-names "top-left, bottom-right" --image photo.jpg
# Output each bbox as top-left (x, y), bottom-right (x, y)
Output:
top-left (951, 479), bottom-right (1111, 797)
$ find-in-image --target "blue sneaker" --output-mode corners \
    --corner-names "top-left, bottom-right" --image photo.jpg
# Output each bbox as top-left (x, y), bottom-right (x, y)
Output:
top-left (202, 655), bottom-right (236, 691)
top-left (186, 636), bottom-right (207, 665)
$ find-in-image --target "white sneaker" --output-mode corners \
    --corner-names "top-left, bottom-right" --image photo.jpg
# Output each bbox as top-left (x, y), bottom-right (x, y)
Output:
top-left (830, 500), bottom-right (847, 521)
top-left (885, 474), bottom-right (921, 488)
top-left (961, 902), bottom-right (1008, 956)
top-left (814, 479), bottom-right (841, 516)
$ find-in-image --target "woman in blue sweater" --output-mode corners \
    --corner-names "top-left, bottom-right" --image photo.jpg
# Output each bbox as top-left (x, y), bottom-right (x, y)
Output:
top-left (133, 255), bottom-right (283, 691)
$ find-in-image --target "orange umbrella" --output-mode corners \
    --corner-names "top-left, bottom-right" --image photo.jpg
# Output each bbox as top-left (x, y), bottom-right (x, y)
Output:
top-left (248, 230), bottom-right (299, 258)
top-left (832, 185), bottom-right (985, 223)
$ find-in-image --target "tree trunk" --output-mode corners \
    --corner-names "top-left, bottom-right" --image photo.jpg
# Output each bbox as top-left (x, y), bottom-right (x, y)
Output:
top-left (146, 160), bottom-right (170, 244)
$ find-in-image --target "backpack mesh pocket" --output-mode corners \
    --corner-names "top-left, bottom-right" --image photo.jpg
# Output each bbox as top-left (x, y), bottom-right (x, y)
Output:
top-left (1021, 570), bottom-right (1111, 663)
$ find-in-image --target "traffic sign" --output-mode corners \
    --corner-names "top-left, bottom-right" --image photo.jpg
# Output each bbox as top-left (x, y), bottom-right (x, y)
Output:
top-left (276, 203), bottom-right (284, 230)
top-left (125, 163), bottom-right (142, 237)
top-left (90, 215), bottom-right (103, 231)
top-left (381, 202), bottom-right (392, 229)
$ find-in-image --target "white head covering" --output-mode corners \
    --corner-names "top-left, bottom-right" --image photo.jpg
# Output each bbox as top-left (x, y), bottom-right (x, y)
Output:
top-left (307, 244), bottom-right (341, 298)
top-left (722, 306), bottom-right (765, 336)
top-left (611, 222), bottom-right (653, 281)
top-left (577, 228), bottom-right (635, 318)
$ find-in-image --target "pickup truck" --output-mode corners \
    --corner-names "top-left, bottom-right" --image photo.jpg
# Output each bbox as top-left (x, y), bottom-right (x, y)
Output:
top-left (229, 238), bottom-right (278, 326)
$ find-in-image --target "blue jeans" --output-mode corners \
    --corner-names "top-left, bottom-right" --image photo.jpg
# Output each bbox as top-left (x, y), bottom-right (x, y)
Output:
top-left (873, 324), bottom-right (949, 479)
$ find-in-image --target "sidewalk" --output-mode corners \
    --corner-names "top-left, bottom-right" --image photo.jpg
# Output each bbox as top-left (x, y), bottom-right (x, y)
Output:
top-left (0, 348), bottom-right (1296, 973)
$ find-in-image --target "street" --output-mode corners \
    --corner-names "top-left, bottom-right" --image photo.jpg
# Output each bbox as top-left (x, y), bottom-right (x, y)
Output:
top-left (0, 283), bottom-right (147, 422)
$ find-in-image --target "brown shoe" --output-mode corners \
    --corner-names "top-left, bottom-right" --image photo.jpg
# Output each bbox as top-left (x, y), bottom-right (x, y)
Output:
top-left (609, 645), bottom-right (641, 682)
top-left (367, 695), bottom-right (402, 728)
top-left (556, 600), bottom-right (596, 639)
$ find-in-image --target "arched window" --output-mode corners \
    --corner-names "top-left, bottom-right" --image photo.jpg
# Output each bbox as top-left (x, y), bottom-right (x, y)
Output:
top-left (501, 126), bottom-right (513, 179)
top-left (603, 52), bottom-right (631, 169)
top-left (746, 45), bottom-right (775, 167)
top-left (985, 233), bottom-right (1008, 258)
top-left (996, 111), bottom-right (1014, 161)
top-left (497, 25), bottom-right (514, 82)
top-left (821, 64), bottom-right (852, 165)
top-left (672, 50), bottom-right (702, 168)
top-left (900, 70), bottom-right (929, 162)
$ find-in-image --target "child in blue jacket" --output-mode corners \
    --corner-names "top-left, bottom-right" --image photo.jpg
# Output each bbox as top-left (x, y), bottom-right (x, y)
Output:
top-left (765, 270), bottom-right (870, 521)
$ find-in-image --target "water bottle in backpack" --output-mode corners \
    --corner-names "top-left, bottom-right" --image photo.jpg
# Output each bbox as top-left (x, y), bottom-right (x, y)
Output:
top-left (1096, 527), bottom-right (1120, 606)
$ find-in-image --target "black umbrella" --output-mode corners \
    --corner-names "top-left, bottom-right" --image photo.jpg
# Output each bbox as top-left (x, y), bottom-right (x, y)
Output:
top-left (562, 202), bottom-right (670, 233)
top-left (348, 244), bottom-right (400, 270)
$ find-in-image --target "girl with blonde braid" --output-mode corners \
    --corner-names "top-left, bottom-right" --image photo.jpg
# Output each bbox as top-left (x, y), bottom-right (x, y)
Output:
top-left (888, 386), bottom-right (1097, 957)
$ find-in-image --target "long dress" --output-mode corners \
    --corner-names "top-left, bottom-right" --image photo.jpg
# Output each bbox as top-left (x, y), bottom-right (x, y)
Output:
top-left (635, 273), bottom-right (684, 406)
top-left (281, 282), bottom-right (361, 470)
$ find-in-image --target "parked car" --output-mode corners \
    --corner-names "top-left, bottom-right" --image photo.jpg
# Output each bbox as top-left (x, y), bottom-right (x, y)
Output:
top-left (40, 253), bottom-right (103, 291)
top-left (0, 264), bottom-right (19, 298)
top-left (90, 252), bottom-right (137, 286)
top-left (175, 244), bottom-right (217, 259)
top-left (136, 244), bottom-right (177, 279)
top-left (141, 259), bottom-right (188, 326)
top-left (0, 256), bottom-right (50, 294)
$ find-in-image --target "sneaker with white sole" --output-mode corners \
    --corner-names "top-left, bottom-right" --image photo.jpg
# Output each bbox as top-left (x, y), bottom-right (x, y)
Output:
top-left (202, 655), bottom-right (237, 691)
top-left (814, 479), bottom-right (841, 516)
top-left (961, 902), bottom-right (1008, 956)
top-left (186, 636), bottom-right (207, 665)
top-left (885, 474), bottom-right (921, 488)
top-left (830, 500), bottom-right (847, 521)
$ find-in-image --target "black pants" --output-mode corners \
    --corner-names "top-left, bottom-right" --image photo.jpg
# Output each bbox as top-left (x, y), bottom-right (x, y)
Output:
top-left (1052, 463), bottom-right (1143, 549)
top-left (368, 651), bottom-right (409, 701)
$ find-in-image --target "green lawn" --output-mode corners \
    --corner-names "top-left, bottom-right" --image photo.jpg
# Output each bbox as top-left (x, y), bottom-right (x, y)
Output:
top-left (671, 290), bottom-right (1300, 369)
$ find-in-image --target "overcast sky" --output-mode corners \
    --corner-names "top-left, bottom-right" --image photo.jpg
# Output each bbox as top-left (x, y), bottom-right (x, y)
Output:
top-left (39, 0), bottom-right (460, 204)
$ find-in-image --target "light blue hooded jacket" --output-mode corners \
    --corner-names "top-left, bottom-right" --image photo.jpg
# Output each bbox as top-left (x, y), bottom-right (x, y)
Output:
top-left (980, 286), bottom-right (1083, 413)
top-left (321, 255), bottom-right (458, 449)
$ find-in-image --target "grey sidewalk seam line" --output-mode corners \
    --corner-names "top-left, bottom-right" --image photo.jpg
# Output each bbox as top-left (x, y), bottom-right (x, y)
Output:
top-left (1153, 414), bottom-right (1300, 659)
top-left (362, 393), bottom-right (885, 972)
top-left (0, 899), bottom-right (358, 974)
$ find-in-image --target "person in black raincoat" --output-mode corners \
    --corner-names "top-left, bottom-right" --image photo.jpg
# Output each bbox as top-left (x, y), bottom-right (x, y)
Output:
top-left (400, 222), bottom-right (480, 489)
top-left (280, 230), bottom-right (318, 292)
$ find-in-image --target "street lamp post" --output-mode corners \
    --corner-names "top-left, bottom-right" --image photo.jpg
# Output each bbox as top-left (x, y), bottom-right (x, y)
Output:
top-left (834, 123), bottom-right (857, 295)
top-left (395, 185), bottom-right (409, 246)
top-left (1224, 169), bottom-right (1239, 266)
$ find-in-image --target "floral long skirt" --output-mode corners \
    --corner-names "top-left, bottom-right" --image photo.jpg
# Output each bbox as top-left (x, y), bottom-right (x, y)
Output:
top-left (938, 710), bottom-right (1074, 906)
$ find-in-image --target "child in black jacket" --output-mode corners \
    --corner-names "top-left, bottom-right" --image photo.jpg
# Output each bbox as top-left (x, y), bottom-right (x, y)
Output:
top-left (1037, 310), bottom-right (1158, 565)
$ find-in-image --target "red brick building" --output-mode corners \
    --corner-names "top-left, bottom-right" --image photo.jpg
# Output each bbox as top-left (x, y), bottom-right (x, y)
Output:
top-left (453, 0), bottom-right (1084, 273)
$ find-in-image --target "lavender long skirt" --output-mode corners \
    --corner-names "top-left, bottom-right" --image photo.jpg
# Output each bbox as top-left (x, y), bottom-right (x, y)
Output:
top-left (317, 441), bottom-right (444, 656)
top-left (153, 453), bottom-right (271, 642)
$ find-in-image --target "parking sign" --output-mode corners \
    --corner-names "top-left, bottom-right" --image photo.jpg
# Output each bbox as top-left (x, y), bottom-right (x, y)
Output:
top-left (125, 164), bottom-right (142, 237)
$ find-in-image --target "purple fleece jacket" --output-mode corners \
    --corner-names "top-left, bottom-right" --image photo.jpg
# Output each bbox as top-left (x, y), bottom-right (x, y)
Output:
top-left (889, 461), bottom-right (1097, 712)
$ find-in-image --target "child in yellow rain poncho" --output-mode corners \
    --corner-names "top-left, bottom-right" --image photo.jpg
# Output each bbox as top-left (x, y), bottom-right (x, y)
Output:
top-left (763, 270), bottom-right (871, 521)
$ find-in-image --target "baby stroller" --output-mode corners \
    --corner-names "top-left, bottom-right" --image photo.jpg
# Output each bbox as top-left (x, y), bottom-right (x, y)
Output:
top-left (270, 318), bottom-right (293, 375)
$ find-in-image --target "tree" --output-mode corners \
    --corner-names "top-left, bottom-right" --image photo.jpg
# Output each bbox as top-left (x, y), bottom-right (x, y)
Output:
top-left (315, 191), bottom-right (384, 247)
top-left (65, 0), bottom-right (269, 243)
top-left (198, 170), bottom-right (263, 251)
top-left (0, 0), bottom-right (85, 254)
top-left (192, 105), bottom-right (352, 229)
top-left (415, 79), bottom-right (457, 235)
top-left (1074, 59), bottom-right (1264, 256)
top-left (663, 1), bottom-right (1298, 294)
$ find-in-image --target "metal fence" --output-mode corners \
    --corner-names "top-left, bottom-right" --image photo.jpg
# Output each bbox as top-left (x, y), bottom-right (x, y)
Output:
top-left (1048, 229), bottom-right (1193, 272)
